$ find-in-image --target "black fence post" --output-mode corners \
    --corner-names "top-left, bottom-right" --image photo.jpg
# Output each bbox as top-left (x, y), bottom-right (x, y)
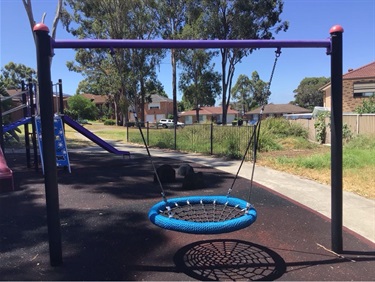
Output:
top-left (146, 121), bottom-right (149, 146)
top-left (210, 122), bottom-right (213, 155)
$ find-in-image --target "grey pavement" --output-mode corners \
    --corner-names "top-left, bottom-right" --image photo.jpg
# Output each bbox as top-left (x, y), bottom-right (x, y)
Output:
top-left (71, 141), bottom-right (375, 244)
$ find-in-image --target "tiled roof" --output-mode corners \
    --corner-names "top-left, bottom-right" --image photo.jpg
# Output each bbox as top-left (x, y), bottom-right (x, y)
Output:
top-left (180, 106), bottom-right (238, 116)
top-left (343, 61), bottom-right (375, 79)
top-left (150, 94), bottom-right (172, 103)
top-left (246, 103), bottom-right (310, 114)
top-left (81, 93), bottom-right (108, 104)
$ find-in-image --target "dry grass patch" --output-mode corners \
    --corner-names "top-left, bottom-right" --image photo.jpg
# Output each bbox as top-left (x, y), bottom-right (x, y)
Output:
top-left (257, 146), bottom-right (375, 200)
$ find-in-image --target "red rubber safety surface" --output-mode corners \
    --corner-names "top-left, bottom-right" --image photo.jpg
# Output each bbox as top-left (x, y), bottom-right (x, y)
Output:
top-left (0, 151), bottom-right (374, 281)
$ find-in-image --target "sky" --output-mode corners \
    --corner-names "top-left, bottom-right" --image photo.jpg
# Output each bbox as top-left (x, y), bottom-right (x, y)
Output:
top-left (1, 0), bottom-right (375, 105)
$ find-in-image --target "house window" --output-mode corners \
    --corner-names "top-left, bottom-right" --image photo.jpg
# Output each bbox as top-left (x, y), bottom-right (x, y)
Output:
top-left (353, 83), bottom-right (375, 98)
top-left (148, 103), bottom-right (160, 110)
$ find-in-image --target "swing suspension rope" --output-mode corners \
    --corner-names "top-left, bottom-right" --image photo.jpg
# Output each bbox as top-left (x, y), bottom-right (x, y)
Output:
top-left (227, 47), bottom-right (281, 203)
top-left (137, 48), bottom-right (281, 234)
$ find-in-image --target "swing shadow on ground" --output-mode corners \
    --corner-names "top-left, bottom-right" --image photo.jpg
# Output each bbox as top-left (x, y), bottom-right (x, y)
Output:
top-left (1, 151), bottom-right (375, 281)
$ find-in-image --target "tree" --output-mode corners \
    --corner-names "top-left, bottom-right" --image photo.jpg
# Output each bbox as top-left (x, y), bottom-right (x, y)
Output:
top-left (0, 62), bottom-right (37, 89)
top-left (145, 79), bottom-right (168, 97)
top-left (355, 95), bottom-right (375, 114)
top-left (231, 71), bottom-right (271, 114)
top-left (62, 0), bottom-right (164, 125)
top-left (249, 71), bottom-right (271, 108)
top-left (65, 95), bottom-right (99, 120)
top-left (158, 0), bottom-right (189, 127)
top-left (23, 0), bottom-right (63, 58)
top-left (231, 74), bottom-right (251, 113)
top-left (179, 49), bottom-right (221, 122)
top-left (198, 0), bottom-right (288, 124)
top-left (292, 77), bottom-right (329, 110)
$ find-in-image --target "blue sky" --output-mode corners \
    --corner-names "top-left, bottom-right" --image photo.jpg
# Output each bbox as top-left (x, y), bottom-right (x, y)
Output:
top-left (1, 0), bottom-right (374, 104)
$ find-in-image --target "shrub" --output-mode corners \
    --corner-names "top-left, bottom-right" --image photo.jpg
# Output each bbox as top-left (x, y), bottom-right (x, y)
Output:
top-left (67, 94), bottom-right (99, 120)
top-left (355, 95), bottom-right (375, 114)
top-left (261, 117), bottom-right (308, 138)
top-left (314, 113), bottom-right (329, 144)
top-left (104, 119), bottom-right (116, 126)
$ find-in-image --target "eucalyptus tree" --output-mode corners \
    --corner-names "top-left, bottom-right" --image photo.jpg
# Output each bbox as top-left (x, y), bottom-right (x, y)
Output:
top-left (231, 71), bottom-right (270, 114)
top-left (23, 0), bottom-right (62, 40)
top-left (62, 0), bottom-right (164, 124)
top-left (0, 62), bottom-right (37, 89)
top-left (199, 0), bottom-right (288, 124)
top-left (231, 74), bottom-right (251, 114)
top-left (179, 49), bottom-right (221, 122)
top-left (292, 77), bottom-right (329, 110)
top-left (249, 71), bottom-right (271, 108)
top-left (157, 0), bottom-right (189, 126)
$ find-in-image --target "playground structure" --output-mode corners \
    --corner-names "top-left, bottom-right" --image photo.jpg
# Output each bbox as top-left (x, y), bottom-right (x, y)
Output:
top-left (1, 79), bottom-right (131, 178)
top-left (0, 146), bottom-right (14, 192)
top-left (32, 22), bottom-right (345, 267)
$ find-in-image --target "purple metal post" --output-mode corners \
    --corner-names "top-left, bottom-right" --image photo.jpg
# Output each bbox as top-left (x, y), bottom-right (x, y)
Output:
top-left (52, 38), bottom-right (331, 50)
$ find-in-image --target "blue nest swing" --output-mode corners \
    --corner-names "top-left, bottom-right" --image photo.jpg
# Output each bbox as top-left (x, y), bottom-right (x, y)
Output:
top-left (137, 49), bottom-right (281, 234)
top-left (148, 195), bottom-right (257, 234)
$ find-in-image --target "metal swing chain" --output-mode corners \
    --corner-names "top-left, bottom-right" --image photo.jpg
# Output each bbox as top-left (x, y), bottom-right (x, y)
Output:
top-left (225, 48), bottom-right (282, 205)
top-left (134, 114), bottom-right (170, 207)
top-left (111, 49), bottom-right (171, 213)
top-left (246, 48), bottom-right (281, 203)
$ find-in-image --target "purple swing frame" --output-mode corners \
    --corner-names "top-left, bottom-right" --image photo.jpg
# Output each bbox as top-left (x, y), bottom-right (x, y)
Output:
top-left (33, 23), bottom-right (344, 266)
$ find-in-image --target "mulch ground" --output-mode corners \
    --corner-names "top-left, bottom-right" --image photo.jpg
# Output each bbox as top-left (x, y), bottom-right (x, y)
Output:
top-left (1, 150), bottom-right (374, 281)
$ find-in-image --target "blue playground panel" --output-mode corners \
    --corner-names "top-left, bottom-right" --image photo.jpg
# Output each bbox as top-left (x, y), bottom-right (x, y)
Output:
top-left (35, 115), bottom-right (71, 173)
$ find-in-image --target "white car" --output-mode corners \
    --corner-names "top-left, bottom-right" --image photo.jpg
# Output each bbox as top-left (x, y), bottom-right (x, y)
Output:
top-left (158, 119), bottom-right (184, 128)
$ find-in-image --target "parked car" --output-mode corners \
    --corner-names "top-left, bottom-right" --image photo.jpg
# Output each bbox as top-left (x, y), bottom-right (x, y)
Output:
top-left (158, 119), bottom-right (184, 128)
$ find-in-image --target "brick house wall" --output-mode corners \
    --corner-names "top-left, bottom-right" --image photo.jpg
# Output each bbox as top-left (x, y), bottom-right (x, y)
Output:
top-left (322, 61), bottom-right (375, 112)
top-left (343, 78), bottom-right (375, 112)
top-left (144, 100), bottom-right (174, 122)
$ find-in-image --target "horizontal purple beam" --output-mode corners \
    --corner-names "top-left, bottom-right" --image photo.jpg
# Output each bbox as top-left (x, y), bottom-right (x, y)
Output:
top-left (52, 39), bottom-right (331, 50)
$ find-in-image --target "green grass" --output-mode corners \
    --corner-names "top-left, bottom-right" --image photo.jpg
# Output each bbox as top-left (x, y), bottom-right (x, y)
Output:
top-left (3, 118), bottom-right (374, 198)
top-left (272, 135), bottom-right (375, 170)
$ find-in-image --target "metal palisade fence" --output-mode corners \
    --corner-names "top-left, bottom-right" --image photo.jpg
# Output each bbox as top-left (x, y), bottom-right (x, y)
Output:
top-left (126, 122), bottom-right (258, 161)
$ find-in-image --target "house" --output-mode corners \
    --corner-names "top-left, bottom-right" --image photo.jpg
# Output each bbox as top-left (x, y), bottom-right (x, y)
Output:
top-left (245, 103), bottom-right (311, 123)
top-left (71, 93), bottom-right (173, 122)
top-left (320, 61), bottom-right (375, 112)
top-left (80, 93), bottom-right (109, 116)
top-left (144, 94), bottom-right (174, 123)
top-left (180, 106), bottom-right (239, 124)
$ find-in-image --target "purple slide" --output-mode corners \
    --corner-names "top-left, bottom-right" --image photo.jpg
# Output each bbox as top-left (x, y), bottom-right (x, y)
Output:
top-left (63, 115), bottom-right (130, 156)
